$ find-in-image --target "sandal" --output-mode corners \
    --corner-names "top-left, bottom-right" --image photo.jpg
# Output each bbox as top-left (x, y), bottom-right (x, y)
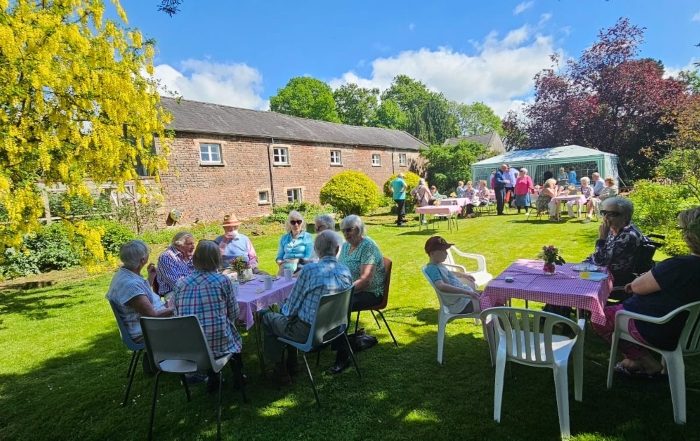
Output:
top-left (614, 362), bottom-right (667, 381)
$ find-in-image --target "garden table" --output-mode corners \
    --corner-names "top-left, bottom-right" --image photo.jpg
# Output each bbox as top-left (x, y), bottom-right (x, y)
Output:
top-left (552, 194), bottom-right (587, 217)
top-left (416, 205), bottom-right (461, 231)
top-left (439, 198), bottom-right (471, 207)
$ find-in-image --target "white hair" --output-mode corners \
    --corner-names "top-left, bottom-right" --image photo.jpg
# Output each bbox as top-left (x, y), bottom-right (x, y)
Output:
top-left (120, 240), bottom-right (149, 270)
top-left (314, 214), bottom-right (335, 232)
top-left (285, 210), bottom-right (305, 233)
top-left (171, 231), bottom-right (193, 247)
top-left (580, 176), bottom-right (590, 185)
top-left (314, 230), bottom-right (342, 258)
top-left (340, 214), bottom-right (366, 237)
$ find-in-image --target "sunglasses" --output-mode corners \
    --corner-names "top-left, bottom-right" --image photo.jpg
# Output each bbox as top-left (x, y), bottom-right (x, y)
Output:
top-left (343, 227), bottom-right (355, 233)
top-left (290, 220), bottom-right (303, 225)
top-left (600, 210), bottom-right (621, 217)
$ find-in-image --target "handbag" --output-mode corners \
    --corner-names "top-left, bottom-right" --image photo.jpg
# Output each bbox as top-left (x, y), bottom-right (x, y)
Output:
top-left (347, 328), bottom-right (378, 352)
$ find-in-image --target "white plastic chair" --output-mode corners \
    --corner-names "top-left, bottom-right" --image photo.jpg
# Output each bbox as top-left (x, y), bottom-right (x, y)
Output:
top-left (480, 307), bottom-right (584, 440)
top-left (422, 266), bottom-right (481, 364)
top-left (606, 300), bottom-right (700, 424)
top-left (444, 246), bottom-right (493, 287)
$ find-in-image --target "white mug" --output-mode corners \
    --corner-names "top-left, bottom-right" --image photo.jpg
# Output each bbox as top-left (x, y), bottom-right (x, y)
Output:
top-left (283, 268), bottom-right (292, 281)
top-left (264, 275), bottom-right (273, 290)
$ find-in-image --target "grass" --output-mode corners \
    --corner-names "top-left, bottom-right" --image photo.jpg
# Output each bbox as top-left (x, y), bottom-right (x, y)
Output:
top-left (0, 210), bottom-right (697, 441)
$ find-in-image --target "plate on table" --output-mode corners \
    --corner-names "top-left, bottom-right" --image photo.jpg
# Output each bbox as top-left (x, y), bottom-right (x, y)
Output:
top-left (572, 263), bottom-right (600, 272)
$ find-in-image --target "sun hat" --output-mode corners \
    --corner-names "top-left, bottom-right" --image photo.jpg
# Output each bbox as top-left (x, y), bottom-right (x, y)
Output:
top-left (222, 213), bottom-right (241, 227)
top-left (424, 236), bottom-right (454, 254)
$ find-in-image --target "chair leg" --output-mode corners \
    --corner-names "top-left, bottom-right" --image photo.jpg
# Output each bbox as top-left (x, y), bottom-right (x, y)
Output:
top-left (148, 371), bottom-right (161, 441)
top-left (217, 370), bottom-right (223, 441)
top-left (377, 311), bottom-right (398, 347)
top-left (370, 310), bottom-right (382, 329)
top-left (344, 333), bottom-right (362, 379)
top-left (180, 375), bottom-right (192, 402)
top-left (126, 350), bottom-right (139, 378)
top-left (301, 354), bottom-right (321, 408)
top-left (230, 355), bottom-right (248, 403)
top-left (494, 350), bottom-right (506, 422)
top-left (122, 350), bottom-right (142, 407)
top-left (665, 354), bottom-right (687, 424)
top-left (354, 311), bottom-right (360, 334)
top-left (553, 365), bottom-right (571, 439)
top-left (437, 314), bottom-right (447, 364)
top-left (606, 331), bottom-right (621, 389)
top-left (573, 341), bottom-right (584, 402)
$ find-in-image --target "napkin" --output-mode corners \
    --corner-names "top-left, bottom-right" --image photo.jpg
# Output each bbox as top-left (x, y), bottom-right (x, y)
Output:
top-left (579, 271), bottom-right (608, 281)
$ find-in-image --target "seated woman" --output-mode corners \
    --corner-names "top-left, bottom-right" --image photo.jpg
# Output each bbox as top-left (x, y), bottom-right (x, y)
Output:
top-left (567, 176), bottom-right (593, 220)
top-left (475, 180), bottom-right (490, 206)
top-left (331, 215), bottom-right (386, 374)
top-left (584, 197), bottom-right (643, 287)
top-left (592, 206), bottom-right (700, 377)
top-left (463, 181), bottom-right (478, 217)
top-left (537, 178), bottom-right (559, 219)
top-left (455, 180), bottom-right (466, 198)
top-left (174, 240), bottom-right (243, 390)
top-left (314, 214), bottom-right (335, 233)
top-left (214, 213), bottom-right (261, 272)
top-left (430, 185), bottom-right (446, 200)
top-left (587, 176), bottom-right (619, 219)
top-left (276, 210), bottom-right (314, 275)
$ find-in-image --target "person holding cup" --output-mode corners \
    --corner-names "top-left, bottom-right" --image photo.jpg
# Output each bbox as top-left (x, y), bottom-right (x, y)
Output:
top-left (214, 213), bottom-right (261, 272)
top-left (275, 210), bottom-right (314, 276)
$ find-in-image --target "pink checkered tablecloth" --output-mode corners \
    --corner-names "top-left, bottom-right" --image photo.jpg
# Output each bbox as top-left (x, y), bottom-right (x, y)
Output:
top-left (481, 259), bottom-right (612, 325)
top-left (440, 198), bottom-right (475, 207)
top-left (415, 205), bottom-right (462, 216)
top-left (237, 277), bottom-right (296, 329)
top-left (552, 194), bottom-right (586, 204)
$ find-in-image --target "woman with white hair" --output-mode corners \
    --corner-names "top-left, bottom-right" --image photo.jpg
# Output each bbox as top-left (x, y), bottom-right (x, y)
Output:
top-left (568, 176), bottom-right (593, 220)
top-left (314, 214), bottom-right (335, 233)
top-left (514, 168), bottom-right (534, 214)
top-left (275, 210), bottom-right (314, 275)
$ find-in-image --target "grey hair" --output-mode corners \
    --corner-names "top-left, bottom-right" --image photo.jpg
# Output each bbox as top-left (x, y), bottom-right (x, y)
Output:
top-left (520, 168), bottom-right (528, 173)
top-left (314, 214), bottom-right (335, 232)
top-left (580, 176), bottom-right (590, 185)
top-left (314, 230), bottom-right (342, 258)
top-left (340, 214), bottom-right (366, 237)
top-left (171, 231), bottom-right (194, 247)
top-left (678, 206), bottom-right (700, 254)
top-left (285, 210), bottom-right (305, 233)
top-left (602, 196), bottom-right (634, 224)
top-left (120, 240), bottom-right (149, 270)
top-left (192, 240), bottom-right (222, 272)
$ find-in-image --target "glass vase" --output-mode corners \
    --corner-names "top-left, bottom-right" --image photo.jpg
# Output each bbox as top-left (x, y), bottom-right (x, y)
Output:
top-left (543, 262), bottom-right (556, 275)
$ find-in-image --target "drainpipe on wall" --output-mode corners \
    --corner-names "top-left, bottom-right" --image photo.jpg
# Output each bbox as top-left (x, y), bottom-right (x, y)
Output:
top-left (267, 138), bottom-right (276, 206)
top-left (391, 149), bottom-right (396, 175)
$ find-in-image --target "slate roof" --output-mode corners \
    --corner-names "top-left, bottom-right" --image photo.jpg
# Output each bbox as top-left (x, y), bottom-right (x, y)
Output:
top-left (161, 97), bottom-right (426, 151)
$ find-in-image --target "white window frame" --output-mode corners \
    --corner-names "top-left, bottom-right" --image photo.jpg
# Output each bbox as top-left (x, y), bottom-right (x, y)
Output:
top-left (286, 187), bottom-right (303, 203)
top-left (330, 149), bottom-right (342, 166)
top-left (199, 142), bottom-right (223, 165)
top-left (371, 153), bottom-right (382, 167)
top-left (398, 153), bottom-right (407, 167)
top-left (257, 190), bottom-right (270, 205)
top-left (272, 146), bottom-right (290, 165)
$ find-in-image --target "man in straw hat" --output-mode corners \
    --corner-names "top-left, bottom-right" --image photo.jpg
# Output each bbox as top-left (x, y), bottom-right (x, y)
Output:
top-left (214, 213), bottom-right (260, 271)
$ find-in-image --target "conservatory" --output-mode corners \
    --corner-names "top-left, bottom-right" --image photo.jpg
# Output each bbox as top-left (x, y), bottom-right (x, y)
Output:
top-left (470, 145), bottom-right (619, 187)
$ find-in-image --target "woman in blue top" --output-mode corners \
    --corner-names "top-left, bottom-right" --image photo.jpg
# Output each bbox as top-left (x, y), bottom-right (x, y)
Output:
top-left (276, 210), bottom-right (314, 275)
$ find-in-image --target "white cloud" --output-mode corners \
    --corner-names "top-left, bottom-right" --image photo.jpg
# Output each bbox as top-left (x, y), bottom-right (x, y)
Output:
top-left (153, 59), bottom-right (267, 110)
top-left (663, 59), bottom-right (698, 79)
top-left (513, 1), bottom-right (534, 15)
top-left (329, 25), bottom-right (559, 116)
top-left (539, 13), bottom-right (552, 25)
top-left (692, 11), bottom-right (700, 22)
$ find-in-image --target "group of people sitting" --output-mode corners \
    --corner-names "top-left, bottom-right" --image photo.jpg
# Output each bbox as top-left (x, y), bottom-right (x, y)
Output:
top-left (107, 211), bottom-right (388, 389)
top-left (536, 172), bottom-right (618, 221)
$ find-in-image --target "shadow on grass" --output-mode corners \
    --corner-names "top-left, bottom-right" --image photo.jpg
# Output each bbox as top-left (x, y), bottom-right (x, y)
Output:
top-left (0, 285), bottom-right (75, 320)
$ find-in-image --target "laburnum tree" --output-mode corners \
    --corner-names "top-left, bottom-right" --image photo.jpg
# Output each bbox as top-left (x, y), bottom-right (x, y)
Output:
top-left (0, 0), bottom-right (172, 253)
top-left (270, 77), bottom-right (341, 123)
top-left (513, 18), bottom-right (688, 179)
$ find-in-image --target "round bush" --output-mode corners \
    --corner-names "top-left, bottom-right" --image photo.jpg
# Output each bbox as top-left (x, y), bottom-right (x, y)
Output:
top-left (87, 219), bottom-right (136, 255)
top-left (383, 171), bottom-right (421, 213)
top-left (320, 171), bottom-right (381, 217)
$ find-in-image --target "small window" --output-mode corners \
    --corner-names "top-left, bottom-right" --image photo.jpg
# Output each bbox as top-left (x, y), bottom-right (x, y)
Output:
top-left (287, 188), bottom-right (302, 203)
top-left (371, 154), bottom-right (381, 167)
top-left (258, 190), bottom-right (270, 204)
top-left (200, 143), bottom-right (222, 164)
top-left (330, 150), bottom-right (342, 165)
top-left (273, 147), bottom-right (289, 165)
top-left (398, 153), bottom-right (407, 166)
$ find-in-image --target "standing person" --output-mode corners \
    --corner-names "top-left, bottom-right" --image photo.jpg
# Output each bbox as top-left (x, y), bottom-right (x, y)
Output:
top-left (506, 164), bottom-right (518, 208)
top-left (156, 232), bottom-right (195, 298)
top-left (514, 168), bottom-right (534, 214)
top-left (214, 213), bottom-right (260, 272)
top-left (411, 178), bottom-right (431, 224)
top-left (275, 211), bottom-right (314, 275)
top-left (391, 173), bottom-right (408, 226)
top-left (568, 167), bottom-right (578, 186)
top-left (494, 164), bottom-right (509, 215)
top-left (174, 240), bottom-right (244, 391)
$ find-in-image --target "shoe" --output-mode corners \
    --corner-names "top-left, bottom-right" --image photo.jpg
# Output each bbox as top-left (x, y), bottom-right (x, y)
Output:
top-left (328, 357), bottom-right (351, 375)
top-left (614, 362), bottom-right (667, 381)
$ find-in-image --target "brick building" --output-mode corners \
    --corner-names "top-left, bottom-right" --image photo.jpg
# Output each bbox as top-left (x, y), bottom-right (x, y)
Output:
top-left (156, 97), bottom-right (426, 223)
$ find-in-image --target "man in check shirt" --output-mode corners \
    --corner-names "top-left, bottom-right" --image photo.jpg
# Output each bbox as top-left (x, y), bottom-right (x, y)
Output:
top-left (261, 230), bottom-right (353, 385)
top-left (155, 231), bottom-right (195, 297)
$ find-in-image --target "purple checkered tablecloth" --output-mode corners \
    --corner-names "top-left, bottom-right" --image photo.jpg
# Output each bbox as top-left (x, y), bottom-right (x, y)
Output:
top-left (237, 277), bottom-right (296, 329)
top-left (481, 259), bottom-right (612, 325)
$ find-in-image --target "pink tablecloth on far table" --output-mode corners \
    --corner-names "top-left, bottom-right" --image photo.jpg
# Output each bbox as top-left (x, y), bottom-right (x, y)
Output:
top-left (415, 205), bottom-right (462, 216)
top-left (481, 259), bottom-right (612, 325)
top-left (237, 276), bottom-right (296, 329)
top-left (440, 198), bottom-right (474, 207)
top-left (552, 194), bottom-right (586, 204)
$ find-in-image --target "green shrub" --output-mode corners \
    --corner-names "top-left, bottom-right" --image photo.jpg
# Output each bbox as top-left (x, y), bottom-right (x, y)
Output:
top-left (262, 202), bottom-right (334, 224)
top-left (48, 192), bottom-right (112, 217)
top-left (629, 180), bottom-right (693, 256)
top-left (87, 219), bottom-right (135, 255)
top-left (320, 171), bottom-right (381, 217)
top-left (25, 223), bottom-right (81, 272)
top-left (1, 247), bottom-right (40, 279)
top-left (383, 171), bottom-right (421, 213)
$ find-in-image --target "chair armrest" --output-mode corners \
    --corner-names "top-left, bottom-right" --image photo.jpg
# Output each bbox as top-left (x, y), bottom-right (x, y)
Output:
top-left (443, 263), bottom-right (467, 273)
top-left (614, 308), bottom-right (682, 328)
top-left (450, 248), bottom-right (488, 273)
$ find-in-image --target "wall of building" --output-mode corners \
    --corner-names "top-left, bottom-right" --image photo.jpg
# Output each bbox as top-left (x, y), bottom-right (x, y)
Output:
top-left (156, 132), bottom-right (420, 224)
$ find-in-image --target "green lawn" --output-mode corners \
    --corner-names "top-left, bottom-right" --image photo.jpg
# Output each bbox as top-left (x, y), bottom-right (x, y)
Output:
top-left (0, 211), bottom-right (697, 441)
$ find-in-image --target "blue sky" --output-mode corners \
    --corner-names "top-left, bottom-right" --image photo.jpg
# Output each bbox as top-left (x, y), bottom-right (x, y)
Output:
top-left (116, 0), bottom-right (700, 116)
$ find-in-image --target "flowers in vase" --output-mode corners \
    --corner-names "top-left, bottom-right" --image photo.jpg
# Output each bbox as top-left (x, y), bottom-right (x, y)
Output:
top-left (538, 245), bottom-right (565, 271)
top-left (228, 256), bottom-right (249, 274)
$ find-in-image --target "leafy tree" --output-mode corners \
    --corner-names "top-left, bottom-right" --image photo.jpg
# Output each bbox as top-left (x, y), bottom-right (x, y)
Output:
top-left (502, 110), bottom-right (530, 150)
top-left (373, 98), bottom-right (407, 130)
top-left (319, 171), bottom-right (381, 217)
top-left (517, 18), bottom-right (688, 179)
top-left (450, 101), bottom-right (504, 136)
top-left (420, 140), bottom-right (491, 191)
top-left (381, 75), bottom-right (459, 144)
top-left (270, 77), bottom-right (340, 122)
top-left (333, 83), bottom-right (379, 126)
top-left (0, 0), bottom-right (172, 253)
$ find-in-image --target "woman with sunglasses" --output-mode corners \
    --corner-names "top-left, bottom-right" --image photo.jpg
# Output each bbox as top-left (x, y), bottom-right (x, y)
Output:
top-left (275, 210), bottom-right (314, 275)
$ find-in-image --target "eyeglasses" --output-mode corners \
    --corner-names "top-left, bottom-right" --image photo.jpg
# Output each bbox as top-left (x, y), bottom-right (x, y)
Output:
top-left (600, 210), bottom-right (621, 218)
top-left (290, 220), bottom-right (303, 225)
top-left (343, 227), bottom-right (355, 233)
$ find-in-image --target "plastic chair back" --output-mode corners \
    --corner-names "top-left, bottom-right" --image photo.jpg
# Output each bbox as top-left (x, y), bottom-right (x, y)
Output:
top-left (306, 288), bottom-right (353, 349)
top-left (676, 301), bottom-right (700, 355)
top-left (374, 257), bottom-right (392, 310)
top-left (109, 300), bottom-right (144, 351)
top-left (482, 307), bottom-right (581, 366)
top-left (421, 266), bottom-right (476, 314)
top-left (140, 315), bottom-right (216, 372)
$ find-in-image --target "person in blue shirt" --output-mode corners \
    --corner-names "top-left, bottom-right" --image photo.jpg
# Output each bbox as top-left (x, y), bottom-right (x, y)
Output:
top-left (568, 167), bottom-right (578, 186)
top-left (276, 210), bottom-right (314, 275)
top-left (423, 236), bottom-right (481, 313)
top-left (391, 173), bottom-right (408, 226)
top-left (494, 164), bottom-right (509, 215)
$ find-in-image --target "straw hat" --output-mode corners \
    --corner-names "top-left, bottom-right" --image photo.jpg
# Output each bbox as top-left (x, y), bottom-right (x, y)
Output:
top-left (222, 213), bottom-right (241, 227)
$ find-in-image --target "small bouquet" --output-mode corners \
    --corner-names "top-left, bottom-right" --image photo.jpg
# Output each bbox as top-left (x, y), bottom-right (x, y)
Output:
top-left (228, 257), bottom-right (249, 274)
top-left (538, 245), bottom-right (565, 274)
